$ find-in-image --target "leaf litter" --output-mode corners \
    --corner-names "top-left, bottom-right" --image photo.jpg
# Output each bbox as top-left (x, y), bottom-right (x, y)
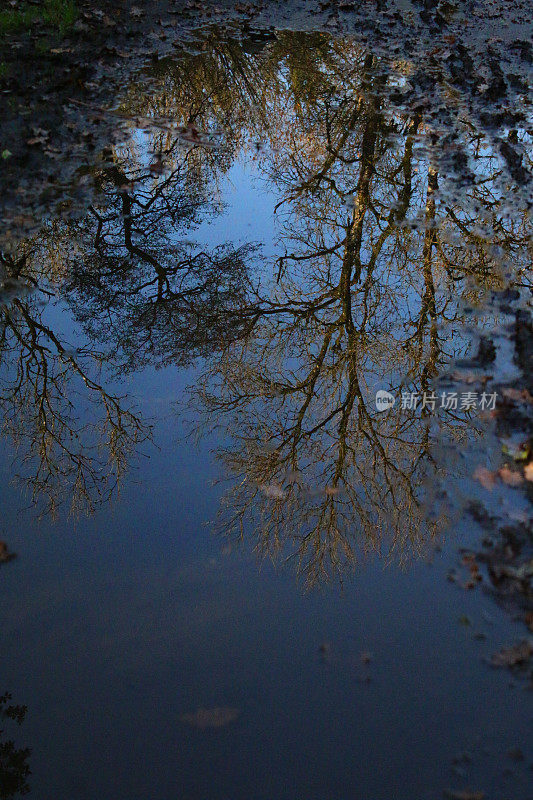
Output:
top-left (180, 706), bottom-right (240, 729)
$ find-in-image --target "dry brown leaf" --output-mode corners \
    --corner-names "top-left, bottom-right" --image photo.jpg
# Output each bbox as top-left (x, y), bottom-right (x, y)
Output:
top-left (451, 370), bottom-right (487, 385)
top-left (0, 541), bottom-right (17, 563)
top-left (180, 707), bottom-right (240, 729)
top-left (498, 464), bottom-right (524, 486)
top-left (444, 792), bottom-right (485, 800)
top-left (473, 466), bottom-right (497, 490)
top-left (490, 640), bottom-right (533, 667)
top-left (502, 387), bottom-right (533, 404)
top-left (259, 483), bottom-right (285, 499)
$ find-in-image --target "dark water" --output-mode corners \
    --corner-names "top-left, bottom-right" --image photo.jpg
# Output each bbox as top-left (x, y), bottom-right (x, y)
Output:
top-left (1, 29), bottom-right (532, 800)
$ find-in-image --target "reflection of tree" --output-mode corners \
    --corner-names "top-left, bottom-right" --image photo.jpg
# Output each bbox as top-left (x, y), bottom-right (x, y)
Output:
top-left (0, 249), bottom-right (151, 516)
top-left (177, 37), bottom-right (531, 585)
top-left (0, 77), bottom-right (260, 515)
top-left (67, 156), bottom-right (257, 371)
top-left (2, 30), bottom-right (530, 558)
top-left (0, 693), bottom-right (30, 799)
top-left (0, 42), bottom-right (262, 515)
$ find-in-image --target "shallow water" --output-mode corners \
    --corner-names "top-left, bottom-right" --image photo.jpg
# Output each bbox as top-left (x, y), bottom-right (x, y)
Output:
top-left (1, 28), bottom-right (532, 800)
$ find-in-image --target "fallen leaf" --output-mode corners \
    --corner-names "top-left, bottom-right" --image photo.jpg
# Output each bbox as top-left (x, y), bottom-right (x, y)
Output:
top-left (501, 559), bottom-right (533, 581)
top-left (180, 707), bottom-right (240, 729)
top-left (444, 792), bottom-right (485, 800)
top-left (490, 640), bottom-right (533, 667)
top-left (259, 483), bottom-right (285, 499)
top-left (459, 553), bottom-right (482, 584)
top-left (498, 464), bottom-right (524, 486)
top-left (451, 370), bottom-right (488, 385)
top-left (501, 387), bottom-right (533, 404)
top-left (501, 440), bottom-right (530, 461)
top-left (507, 747), bottom-right (524, 761)
top-left (0, 541), bottom-right (16, 563)
top-left (473, 467), bottom-right (497, 490)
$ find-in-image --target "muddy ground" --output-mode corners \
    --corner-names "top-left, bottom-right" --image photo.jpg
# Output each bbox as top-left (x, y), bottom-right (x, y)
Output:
top-left (1, 0), bottom-right (532, 246)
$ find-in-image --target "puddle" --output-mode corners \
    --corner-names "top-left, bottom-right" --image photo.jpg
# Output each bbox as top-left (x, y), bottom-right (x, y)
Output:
top-left (1, 20), bottom-right (532, 800)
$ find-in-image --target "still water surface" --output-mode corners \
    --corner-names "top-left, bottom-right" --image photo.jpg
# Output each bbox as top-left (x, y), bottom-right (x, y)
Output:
top-left (1, 29), bottom-right (532, 799)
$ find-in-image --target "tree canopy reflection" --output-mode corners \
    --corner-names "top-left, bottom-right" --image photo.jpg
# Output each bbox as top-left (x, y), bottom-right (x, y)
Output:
top-left (1, 31), bottom-right (530, 582)
top-left (0, 246), bottom-right (151, 516)
top-left (175, 31), bottom-right (530, 584)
